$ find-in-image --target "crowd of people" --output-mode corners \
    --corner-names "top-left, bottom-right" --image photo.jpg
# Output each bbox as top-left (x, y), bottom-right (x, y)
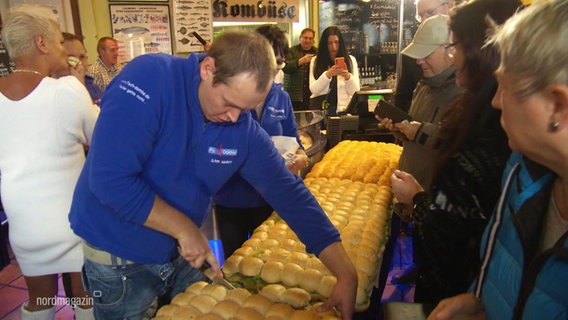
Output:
top-left (389, 0), bottom-right (518, 304)
top-left (0, 0), bottom-right (567, 319)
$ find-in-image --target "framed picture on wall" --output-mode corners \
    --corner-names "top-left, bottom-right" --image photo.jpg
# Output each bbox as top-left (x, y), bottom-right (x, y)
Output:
top-left (172, 0), bottom-right (213, 53)
top-left (8, 0), bottom-right (82, 37)
top-left (109, 4), bottom-right (172, 66)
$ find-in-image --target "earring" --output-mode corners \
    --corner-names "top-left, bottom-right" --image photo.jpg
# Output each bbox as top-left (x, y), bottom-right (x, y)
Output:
top-left (549, 122), bottom-right (560, 132)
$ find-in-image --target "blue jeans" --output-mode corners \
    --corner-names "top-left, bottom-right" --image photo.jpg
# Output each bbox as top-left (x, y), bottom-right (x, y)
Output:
top-left (82, 255), bottom-right (207, 319)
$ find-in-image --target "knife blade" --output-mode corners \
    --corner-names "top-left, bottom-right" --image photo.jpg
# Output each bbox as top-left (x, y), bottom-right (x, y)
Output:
top-left (200, 262), bottom-right (236, 290)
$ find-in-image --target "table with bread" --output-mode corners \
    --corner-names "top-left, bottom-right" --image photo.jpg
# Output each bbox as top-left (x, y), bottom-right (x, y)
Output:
top-left (154, 140), bottom-right (402, 319)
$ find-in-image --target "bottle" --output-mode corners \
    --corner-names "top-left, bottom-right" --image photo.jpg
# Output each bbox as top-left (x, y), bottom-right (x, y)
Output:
top-left (376, 65), bottom-right (382, 83)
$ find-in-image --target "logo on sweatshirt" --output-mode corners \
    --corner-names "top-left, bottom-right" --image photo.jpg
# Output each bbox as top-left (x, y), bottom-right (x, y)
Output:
top-left (267, 106), bottom-right (286, 119)
top-left (208, 145), bottom-right (238, 157)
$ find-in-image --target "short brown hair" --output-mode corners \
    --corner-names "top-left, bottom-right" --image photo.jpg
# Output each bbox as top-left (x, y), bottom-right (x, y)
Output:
top-left (207, 30), bottom-right (276, 93)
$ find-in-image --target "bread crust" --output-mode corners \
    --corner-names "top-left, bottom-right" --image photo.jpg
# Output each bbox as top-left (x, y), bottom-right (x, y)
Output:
top-left (281, 287), bottom-right (311, 308)
top-left (260, 260), bottom-right (284, 283)
top-left (238, 256), bottom-right (264, 277)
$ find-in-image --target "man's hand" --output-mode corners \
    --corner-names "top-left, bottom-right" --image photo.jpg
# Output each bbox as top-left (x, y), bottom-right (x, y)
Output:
top-left (428, 293), bottom-right (486, 320)
top-left (299, 53), bottom-right (314, 66)
top-left (390, 170), bottom-right (423, 205)
top-left (317, 242), bottom-right (357, 319)
top-left (177, 234), bottom-right (222, 278)
top-left (375, 116), bottom-right (398, 132)
top-left (394, 121), bottom-right (421, 141)
top-left (287, 150), bottom-right (309, 173)
top-left (68, 60), bottom-right (87, 85)
top-left (144, 196), bottom-right (222, 278)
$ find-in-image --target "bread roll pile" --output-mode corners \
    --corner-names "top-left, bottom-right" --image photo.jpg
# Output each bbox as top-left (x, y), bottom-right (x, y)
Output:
top-left (153, 281), bottom-right (339, 320)
top-left (221, 141), bottom-right (401, 311)
top-left (154, 140), bottom-right (401, 318)
top-left (221, 214), bottom-right (335, 294)
top-left (307, 140), bottom-right (401, 183)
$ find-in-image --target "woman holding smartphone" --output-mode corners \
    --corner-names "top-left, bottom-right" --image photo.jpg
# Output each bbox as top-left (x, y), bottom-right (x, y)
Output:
top-left (309, 26), bottom-right (360, 116)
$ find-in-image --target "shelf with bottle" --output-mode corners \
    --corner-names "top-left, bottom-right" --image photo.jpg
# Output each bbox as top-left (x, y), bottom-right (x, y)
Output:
top-left (378, 41), bottom-right (399, 54)
top-left (359, 65), bottom-right (383, 88)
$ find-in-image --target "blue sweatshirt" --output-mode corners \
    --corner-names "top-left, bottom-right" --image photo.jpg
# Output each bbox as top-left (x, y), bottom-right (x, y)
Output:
top-left (214, 83), bottom-right (302, 208)
top-left (69, 53), bottom-right (339, 264)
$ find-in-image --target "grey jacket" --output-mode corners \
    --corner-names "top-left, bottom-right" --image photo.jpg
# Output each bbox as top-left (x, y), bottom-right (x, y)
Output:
top-left (397, 66), bottom-right (464, 189)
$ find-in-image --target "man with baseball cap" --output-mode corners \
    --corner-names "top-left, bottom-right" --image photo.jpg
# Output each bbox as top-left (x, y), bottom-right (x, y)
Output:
top-left (401, 15), bottom-right (455, 77)
top-left (395, 0), bottom-right (455, 111)
top-left (376, 14), bottom-right (464, 293)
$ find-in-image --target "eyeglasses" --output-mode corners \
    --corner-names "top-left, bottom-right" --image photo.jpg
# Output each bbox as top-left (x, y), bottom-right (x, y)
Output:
top-left (416, 1), bottom-right (448, 22)
top-left (444, 41), bottom-right (459, 60)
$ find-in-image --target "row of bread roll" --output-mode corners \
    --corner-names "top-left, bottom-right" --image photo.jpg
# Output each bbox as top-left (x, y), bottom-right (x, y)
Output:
top-left (260, 284), bottom-right (311, 308)
top-left (305, 180), bottom-right (393, 215)
top-left (312, 180), bottom-right (390, 294)
top-left (154, 281), bottom-right (339, 320)
top-left (222, 255), bottom-right (336, 296)
top-left (302, 178), bottom-right (392, 309)
top-left (306, 141), bottom-right (401, 183)
top-left (288, 142), bottom-right (397, 309)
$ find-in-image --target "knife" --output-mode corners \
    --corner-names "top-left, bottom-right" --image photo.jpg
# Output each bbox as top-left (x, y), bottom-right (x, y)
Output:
top-left (200, 261), bottom-right (236, 290)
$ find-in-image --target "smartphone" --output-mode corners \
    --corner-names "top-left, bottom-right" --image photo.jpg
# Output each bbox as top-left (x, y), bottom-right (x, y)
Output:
top-left (374, 99), bottom-right (411, 123)
top-left (335, 57), bottom-right (346, 70)
top-left (67, 56), bottom-right (80, 68)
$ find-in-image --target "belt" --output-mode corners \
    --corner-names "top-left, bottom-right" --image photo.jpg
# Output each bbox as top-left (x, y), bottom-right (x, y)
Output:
top-left (82, 242), bottom-right (135, 266)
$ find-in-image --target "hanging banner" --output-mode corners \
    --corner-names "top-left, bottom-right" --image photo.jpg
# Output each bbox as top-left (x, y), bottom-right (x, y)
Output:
top-left (212, 0), bottom-right (300, 23)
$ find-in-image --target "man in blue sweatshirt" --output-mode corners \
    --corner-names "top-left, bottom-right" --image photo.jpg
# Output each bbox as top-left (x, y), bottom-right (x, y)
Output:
top-left (69, 30), bottom-right (357, 319)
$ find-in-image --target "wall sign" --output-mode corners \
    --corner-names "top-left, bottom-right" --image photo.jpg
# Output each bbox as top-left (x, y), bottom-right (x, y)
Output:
top-left (173, 0), bottom-right (213, 53)
top-left (212, 0), bottom-right (300, 23)
top-left (8, 0), bottom-right (81, 36)
top-left (109, 4), bottom-right (172, 66)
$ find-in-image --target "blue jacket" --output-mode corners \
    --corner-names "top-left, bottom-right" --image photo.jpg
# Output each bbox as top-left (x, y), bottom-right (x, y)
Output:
top-left (214, 83), bottom-right (302, 208)
top-left (69, 53), bottom-right (339, 264)
top-left (475, 152), bottom-right (568, 319)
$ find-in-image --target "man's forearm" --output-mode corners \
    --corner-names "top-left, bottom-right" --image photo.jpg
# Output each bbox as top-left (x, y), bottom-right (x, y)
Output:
top-left (143, 195), bottom-right (199, 240)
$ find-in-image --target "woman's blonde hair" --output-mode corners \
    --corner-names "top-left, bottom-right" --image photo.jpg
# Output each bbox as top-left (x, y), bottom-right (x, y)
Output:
top-left (490, 0), bottom-right (568, 99)
top-left (1, 4), bottom-right (61, 60)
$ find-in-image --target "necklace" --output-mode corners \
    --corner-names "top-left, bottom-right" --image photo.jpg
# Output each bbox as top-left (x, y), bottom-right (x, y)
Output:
top-left (12, 69), bottom-right (44, 77)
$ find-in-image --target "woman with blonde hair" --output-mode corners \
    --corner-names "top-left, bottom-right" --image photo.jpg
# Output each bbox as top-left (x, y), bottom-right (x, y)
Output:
top-left (0, 4), bottom-right (98, 319)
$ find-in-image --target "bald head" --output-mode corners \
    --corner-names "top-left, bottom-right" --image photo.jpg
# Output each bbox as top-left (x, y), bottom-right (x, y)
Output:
top-left (416, 0), bottom-right (455, 22)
